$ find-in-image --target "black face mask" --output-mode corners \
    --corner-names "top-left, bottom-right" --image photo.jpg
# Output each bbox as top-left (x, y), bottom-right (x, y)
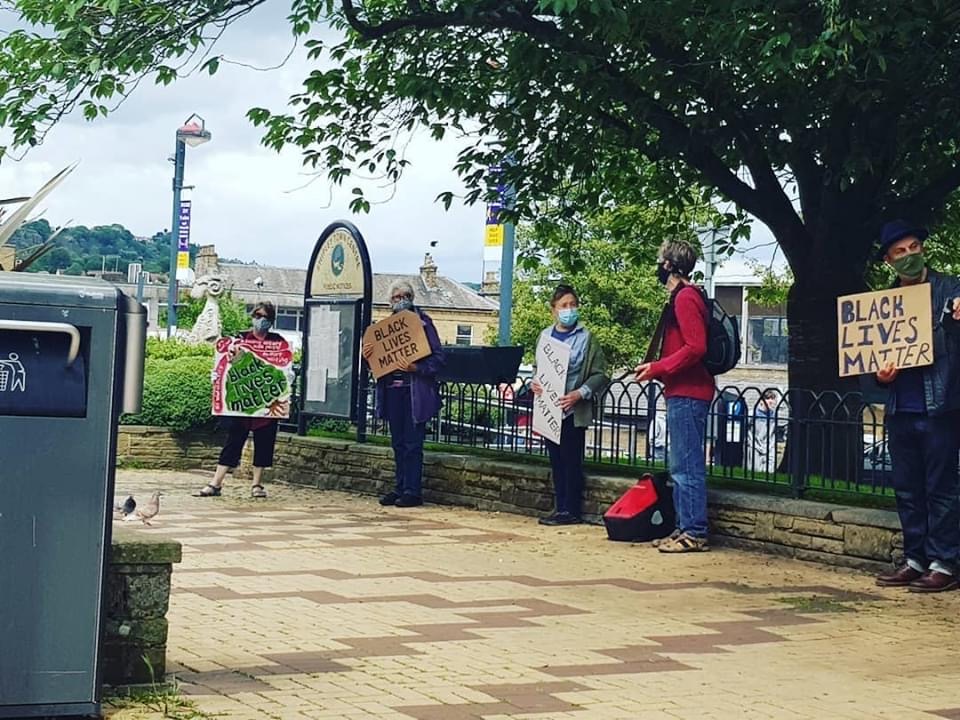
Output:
top-left (656, 264), bottom-right (672, 285)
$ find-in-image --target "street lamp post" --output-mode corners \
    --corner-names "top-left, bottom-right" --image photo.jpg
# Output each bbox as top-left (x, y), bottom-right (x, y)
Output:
top-left (166, 113), bottom-right (211, 338)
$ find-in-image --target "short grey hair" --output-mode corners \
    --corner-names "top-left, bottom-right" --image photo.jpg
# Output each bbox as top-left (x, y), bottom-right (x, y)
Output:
top-left (388, 279), bottom-right (415, 301)
top-left (658, 240), bottom-right (699, 277)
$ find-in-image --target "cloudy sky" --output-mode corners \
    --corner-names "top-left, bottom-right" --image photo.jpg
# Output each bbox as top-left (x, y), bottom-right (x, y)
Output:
top-left (0, 3), bottom-right (491, 282)
top-left (0, 3), bottom-right (782, 284)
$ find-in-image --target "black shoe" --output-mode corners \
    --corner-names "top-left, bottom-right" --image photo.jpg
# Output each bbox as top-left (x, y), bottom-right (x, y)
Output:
top-left (395, 494), bottom-right (423, 508)
top-left (540, 512), bottom-right (581, 526)
top-left (379, 491), bottom-right (400, 506)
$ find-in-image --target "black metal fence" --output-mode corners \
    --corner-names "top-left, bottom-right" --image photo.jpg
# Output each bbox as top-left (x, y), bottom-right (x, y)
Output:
top-left (291, 369), bottom-right (893, 499)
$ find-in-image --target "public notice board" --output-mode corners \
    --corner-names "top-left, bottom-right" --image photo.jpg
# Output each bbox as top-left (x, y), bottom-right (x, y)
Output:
top-left (362, 310), bottom-right (432, 380)
top-left (212, 335), bottom-right (295, 418)
top-left (533, 336), bottom-right (571, 444)
top-left (836, 283), bottom-right (933, 377)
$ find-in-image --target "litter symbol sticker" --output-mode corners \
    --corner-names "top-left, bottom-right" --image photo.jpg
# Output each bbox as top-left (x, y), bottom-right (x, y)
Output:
top-left (0, 353), bottom-right (27, 392)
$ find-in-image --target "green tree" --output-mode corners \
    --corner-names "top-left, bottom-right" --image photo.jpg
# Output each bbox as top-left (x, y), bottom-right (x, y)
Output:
top-left (507, 206), bottom-right (678, 370)
top-left (6, 1), bottom-right (960, 396)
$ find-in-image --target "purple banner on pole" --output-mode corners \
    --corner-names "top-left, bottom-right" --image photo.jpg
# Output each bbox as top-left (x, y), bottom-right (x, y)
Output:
top-left (486, 204), bottom-right (502, 225)
top-left (177, 200), bottom-right (192, 251)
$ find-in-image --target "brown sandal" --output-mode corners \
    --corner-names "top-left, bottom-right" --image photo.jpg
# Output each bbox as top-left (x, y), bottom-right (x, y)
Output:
top-left (196, 483), bottom-right (222, 497)
top-left (251, 484), bottom-right (268, 498)
top-left (658, 533), bottom-right (709, 553)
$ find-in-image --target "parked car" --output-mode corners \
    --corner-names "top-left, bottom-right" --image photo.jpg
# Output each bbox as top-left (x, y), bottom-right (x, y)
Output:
top-left (862, 438), bottom-right (892, 484)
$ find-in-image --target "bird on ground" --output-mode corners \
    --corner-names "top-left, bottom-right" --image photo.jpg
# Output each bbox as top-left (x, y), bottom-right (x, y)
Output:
top-left (126, 492), bottom-right (161, 526)
top-left (113, 495), bottom-right (136, 518)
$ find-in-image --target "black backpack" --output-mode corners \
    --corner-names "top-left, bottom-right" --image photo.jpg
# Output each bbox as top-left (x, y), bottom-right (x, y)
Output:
top-left (645, 286), bottom-right (741, 376)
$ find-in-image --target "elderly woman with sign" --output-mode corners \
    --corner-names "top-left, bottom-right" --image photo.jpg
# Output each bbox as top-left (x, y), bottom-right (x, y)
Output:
top-left (362, 279), bottom-right (445, 508)
top-left (198, 301), bottom-right (288, 499)
top-left (531, 284), bottom-right (609, 526)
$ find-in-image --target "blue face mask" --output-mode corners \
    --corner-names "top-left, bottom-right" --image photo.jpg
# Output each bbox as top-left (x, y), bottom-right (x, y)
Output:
top-left (392, 298), bottom-right (414, 313)
top-left (558, 308), bottom-right (580, 327)
top-left (252, 317), bottom-right (272, 333)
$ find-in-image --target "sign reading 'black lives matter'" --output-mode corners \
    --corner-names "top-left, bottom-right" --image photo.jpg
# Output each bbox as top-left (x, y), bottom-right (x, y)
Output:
top-left (836, 284), bottom-right (933, 377)
top-left (362, 310), bottom-right (432, 380)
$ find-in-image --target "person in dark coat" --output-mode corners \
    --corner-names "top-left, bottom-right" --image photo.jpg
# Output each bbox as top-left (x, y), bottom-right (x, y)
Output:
top-left (873, 220), bottom-right (960, 592)
top-left (363, 279), bottom-right (445, 507)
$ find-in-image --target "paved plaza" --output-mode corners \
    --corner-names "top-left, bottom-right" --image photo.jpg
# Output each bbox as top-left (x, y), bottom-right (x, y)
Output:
top-left (111, 470), bottom-right (960, 720)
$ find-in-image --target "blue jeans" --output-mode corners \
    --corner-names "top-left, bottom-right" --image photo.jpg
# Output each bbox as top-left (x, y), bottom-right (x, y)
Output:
top-left (887, 412), bottom-right (960, 572)
top-left (385, 387), bottom-right (427, 498)
top-left (667, 397), bottom-right (709, 538)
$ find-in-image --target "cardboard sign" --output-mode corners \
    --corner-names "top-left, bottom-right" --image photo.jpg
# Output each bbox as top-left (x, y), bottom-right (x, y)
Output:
top-left (362, 310), bottom-right (432, 380)
top-left (533, 336), bottom-right (571, 444)
top-left (212, 335), bottom-right (295, 417)
top-left (836, 284), bottom-right (933, 377)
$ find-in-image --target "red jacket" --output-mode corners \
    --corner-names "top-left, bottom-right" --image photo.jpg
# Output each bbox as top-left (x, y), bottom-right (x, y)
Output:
top-left (649, 285), bottom-right (715, 402)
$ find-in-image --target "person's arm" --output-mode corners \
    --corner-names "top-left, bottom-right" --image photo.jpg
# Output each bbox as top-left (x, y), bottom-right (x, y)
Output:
top-left (411, 313), bottom-right (445, 377)
top-left (578, 337), bottom-right (609, 401)
top-left (648, 288), bottom-right (707, 377)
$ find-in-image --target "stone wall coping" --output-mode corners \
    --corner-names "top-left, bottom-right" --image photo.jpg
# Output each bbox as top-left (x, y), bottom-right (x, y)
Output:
top-left (111, 526), bottom-right (182, 565)
top-left (278, 433), bottom-right (900, 526)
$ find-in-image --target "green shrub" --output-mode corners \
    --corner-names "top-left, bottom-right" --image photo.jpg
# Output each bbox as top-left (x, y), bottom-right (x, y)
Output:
top-left (122, 356), bottom-right (214, 432)
top-left (145, 337), bottom-right (214, 360)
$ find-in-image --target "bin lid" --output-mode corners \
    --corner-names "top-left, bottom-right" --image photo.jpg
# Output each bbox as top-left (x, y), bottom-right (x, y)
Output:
top-left (0, 271), bottom-right (122, 309)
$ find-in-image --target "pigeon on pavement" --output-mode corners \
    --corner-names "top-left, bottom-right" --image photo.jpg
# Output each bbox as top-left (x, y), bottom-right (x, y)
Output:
top-left (113, 495), bottom-right (136, 518)
top-left (126, 492), bottom-right (161, 526)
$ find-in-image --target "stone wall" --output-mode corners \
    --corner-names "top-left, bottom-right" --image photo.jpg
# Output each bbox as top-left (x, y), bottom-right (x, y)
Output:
top-left (104, 527), bottom-right (182, 686)
top-left (117, 425), bottom-right (222, 470)
top-left (115, 428), bottom-right (903, 571)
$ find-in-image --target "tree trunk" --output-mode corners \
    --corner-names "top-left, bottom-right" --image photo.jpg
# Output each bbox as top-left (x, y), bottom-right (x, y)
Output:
top-left (781, 241), bottom-right (869, 492)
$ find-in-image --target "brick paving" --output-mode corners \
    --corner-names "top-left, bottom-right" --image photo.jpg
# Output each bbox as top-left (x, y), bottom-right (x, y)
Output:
top-left (113, 470), bottom-right (960, 720)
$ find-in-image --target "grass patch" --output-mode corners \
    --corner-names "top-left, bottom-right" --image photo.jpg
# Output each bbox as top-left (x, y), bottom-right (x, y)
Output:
top-left (776, 595), bottom-right (858, 613)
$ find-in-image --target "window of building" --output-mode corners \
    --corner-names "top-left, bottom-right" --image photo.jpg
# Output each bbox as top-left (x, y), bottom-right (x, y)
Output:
top-left (455, 324), bottom-right (473, 346)
top-left (746, 317), bottom-right (788, 365)
top-left (274, 308), bottom-right (302, 331)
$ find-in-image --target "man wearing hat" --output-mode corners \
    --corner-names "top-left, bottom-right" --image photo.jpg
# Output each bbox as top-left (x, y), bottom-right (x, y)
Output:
top-left (874, 219), bottom-right (960, 592)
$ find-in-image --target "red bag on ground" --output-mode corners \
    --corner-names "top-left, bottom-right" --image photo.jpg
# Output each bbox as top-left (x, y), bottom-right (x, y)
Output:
top-left (602, 472), bottom-right (676, 542)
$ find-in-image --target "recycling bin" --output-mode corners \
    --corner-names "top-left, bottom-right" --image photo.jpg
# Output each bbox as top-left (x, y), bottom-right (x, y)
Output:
top-left (0, 272), bottom-right (146, 718)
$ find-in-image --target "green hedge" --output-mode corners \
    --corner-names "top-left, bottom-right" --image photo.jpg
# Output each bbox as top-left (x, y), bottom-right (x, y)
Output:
top-left (145, 337), bottom-right (214, 360)
top-left (122, 355), bottom-right (213, 432)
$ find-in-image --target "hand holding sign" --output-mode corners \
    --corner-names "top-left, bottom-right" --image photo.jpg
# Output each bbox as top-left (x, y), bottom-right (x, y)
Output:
top-left (877, 362), bottom-right (899, 384)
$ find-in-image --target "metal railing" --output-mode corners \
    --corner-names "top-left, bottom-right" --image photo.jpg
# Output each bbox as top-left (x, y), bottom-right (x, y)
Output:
top-left (292, 370), bottom-right (894, 499)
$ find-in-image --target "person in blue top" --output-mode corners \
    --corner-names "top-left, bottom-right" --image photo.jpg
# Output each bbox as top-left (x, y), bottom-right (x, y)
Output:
top-left (531, 284), bottom-right (609, 525)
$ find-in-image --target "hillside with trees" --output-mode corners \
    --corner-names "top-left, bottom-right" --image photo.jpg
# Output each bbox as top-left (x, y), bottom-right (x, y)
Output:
top-left (9, 219), bottom-right (182, 276)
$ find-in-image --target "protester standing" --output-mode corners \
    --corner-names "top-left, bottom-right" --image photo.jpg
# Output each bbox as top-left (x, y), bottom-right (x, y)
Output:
top-left (634, 241), bottom-right (715, 552)
top-left (746, 389), bottom-right (782, 473)
top-left (199, 302), bottom-right (283, 499)
top-left (873, 220), bottom-right (960, 593)
top-left (531, 284), bottom-right (609, 526)
top-left (363, 279), bottom-right (445, 508)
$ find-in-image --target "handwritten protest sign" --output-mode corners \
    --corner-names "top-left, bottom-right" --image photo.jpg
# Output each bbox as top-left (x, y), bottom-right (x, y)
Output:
top-left (212, 335), bottom-right (295, 417)
top-left (362, 310), bottom-right (432, 380)
top-left (533, 336), bottom-right (571, 444)
top-left (836, 284), bottom-right (933, 377)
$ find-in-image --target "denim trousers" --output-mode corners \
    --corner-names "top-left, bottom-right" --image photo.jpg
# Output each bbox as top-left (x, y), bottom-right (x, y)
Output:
top-left (545, 415), bottom-right (587, 517)
top-left (887, 412), bottom-right (960, 572)
top-left (666, 396), bottom-right (710, 538)
top-left (385, 386), bottom-right (427, 498)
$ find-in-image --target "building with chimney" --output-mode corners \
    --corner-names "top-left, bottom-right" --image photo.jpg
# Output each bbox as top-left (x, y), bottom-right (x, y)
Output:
top-left (194, 245), bottom-right (499, 347)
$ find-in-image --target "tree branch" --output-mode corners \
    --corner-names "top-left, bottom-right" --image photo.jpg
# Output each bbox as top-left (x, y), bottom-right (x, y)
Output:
top-left (337, 0), bottom-right (791, 225)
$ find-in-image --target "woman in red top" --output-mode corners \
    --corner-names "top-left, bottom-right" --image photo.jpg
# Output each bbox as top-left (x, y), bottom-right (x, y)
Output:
top-left (635, 241), bottom-right (715, 552)
top-left (198, 302), bottom-right (283, 499)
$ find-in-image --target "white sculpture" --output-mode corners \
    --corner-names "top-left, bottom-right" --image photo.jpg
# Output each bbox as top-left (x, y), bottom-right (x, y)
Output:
top-left (186, 274), bottom-right (224, 343)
